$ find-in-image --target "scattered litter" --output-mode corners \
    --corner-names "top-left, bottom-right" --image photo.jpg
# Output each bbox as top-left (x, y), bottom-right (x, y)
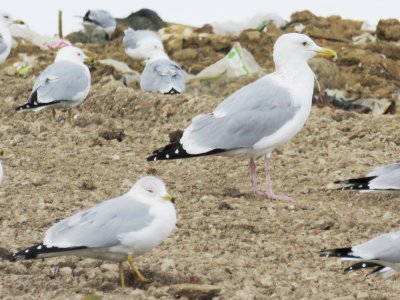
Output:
top-left (195, 42), bottom-right (263, 80)
top-left (212, 13), bottom-right (286, 36)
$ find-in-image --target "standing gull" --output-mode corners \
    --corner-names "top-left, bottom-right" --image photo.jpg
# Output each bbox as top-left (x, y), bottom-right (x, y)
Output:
top-left (123, 28), bottom-right (164, 61)
top-left (335, 162), bottom-right (400, 192)
top-left (81, 9), bottom-right (116, 39)
top-left (0, 11), bottom-right (24, 64)
top-left (9, 176), bottom-right (176, 287)
top-left (141, 50), bottom-right (185, 94)
top-left (147, 33), bottom-right (337, 200)
top-left (15, 46), bottom-right (91, 123)
top-left (320, 230), bottom-right (400, 277)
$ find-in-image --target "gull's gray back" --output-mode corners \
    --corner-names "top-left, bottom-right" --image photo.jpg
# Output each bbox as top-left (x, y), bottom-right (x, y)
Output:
top-left (353, 231), bottom-right (400, 262)
top-left (0, 33), bottom-right (7, 55)
top-left (90, 10), bottom-right (116, 28)
top-left (182, 76), bottom-right (298, 150)
top-left (44, 194), bottom-right (154, 248)
top-left (30, 61), bottom-right (90, 104)
top-left (123, 29), bottom-right (159, 50)
top-left (140, 59), bottom-right (185, 93)
top-left (368, 163), bottom-right (400, 190)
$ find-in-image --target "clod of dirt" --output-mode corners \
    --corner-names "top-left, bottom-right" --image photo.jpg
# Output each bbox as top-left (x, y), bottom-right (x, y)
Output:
top-left (169, 284), bottom-right (221, 300)
top-left (99, 129), bottom-right (126, 142)
top-left (376, 19), bottom-right (400, 41)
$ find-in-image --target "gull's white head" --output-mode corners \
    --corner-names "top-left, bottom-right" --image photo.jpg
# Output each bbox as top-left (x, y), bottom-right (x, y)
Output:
top-left (273, 33), bottom-right (337, 68)
top-left (55, 46), bottom-right (88, 63)
top-left (0, 10), bottom-right (24, 27)
top-left (130, 176), bottom-right (174, 203)
top-left (145, 50), bottom-right (170, 64)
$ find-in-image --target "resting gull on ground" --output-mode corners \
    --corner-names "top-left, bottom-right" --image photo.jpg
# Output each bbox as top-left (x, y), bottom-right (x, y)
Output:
top-left (123, 28), bottom-right (164, 61)
top-left (81, 9), bottom-right (116, 39)
top-left (335, 162), bottom-right (400, 192)
top-left (0, 11), bottom-right (24, 64)
top-left (147, 33), bottom-right (337, 200)
top-left (140, 50), bottom-right (185, 95)
top-left (15, 46), bottom-right (91, 123)
top-left (9, 176), bottom-right (176, 287)
top-left (320, 230), bottom-right (400, 277)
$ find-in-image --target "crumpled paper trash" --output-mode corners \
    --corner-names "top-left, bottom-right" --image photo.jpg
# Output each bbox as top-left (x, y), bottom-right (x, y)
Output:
top-left (99, 59), bottom-right (141, 84)
top-left (10, 25), bottom-right (70, 50)
top-left (195, 42), bottom-right (263, 80)
top-left (211, 13), bottom-right (286, 36)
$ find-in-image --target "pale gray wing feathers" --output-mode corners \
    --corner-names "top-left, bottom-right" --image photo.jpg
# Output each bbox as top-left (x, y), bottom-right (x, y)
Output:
top-left (29, 61), bottom-right (89, 104)
top-left (185, 107), bottom-right (298, 150)
top-left (214, 76), bottom-right (294, 115)
top-left (89, 10), bottom-right (116, 28)
top-left (184, 78), bottom-right (298, 150)
top-left (44, 195), bottom-right (153, 248)
top-left (368, 163), bottom-right (400, 189)
top-left (0, 33), bottom-right (7, 55)
top-left (123, 29), bottom-right (159, 50)
top-left (140, 59), bottom-right (185, 93)
top-left (353, 231), bottom-right (400, 262)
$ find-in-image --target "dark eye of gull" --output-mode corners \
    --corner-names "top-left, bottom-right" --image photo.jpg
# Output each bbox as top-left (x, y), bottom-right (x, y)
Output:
top-left (302, 41), bottom-right (308, 46)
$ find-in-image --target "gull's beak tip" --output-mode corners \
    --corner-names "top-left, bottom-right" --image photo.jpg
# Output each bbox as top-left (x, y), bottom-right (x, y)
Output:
top-left (316, 47), bottom-right (337, 62)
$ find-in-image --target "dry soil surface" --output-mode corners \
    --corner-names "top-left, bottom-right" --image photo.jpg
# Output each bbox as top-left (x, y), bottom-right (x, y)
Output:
top-left (0, 69), bottom-right (400, 300)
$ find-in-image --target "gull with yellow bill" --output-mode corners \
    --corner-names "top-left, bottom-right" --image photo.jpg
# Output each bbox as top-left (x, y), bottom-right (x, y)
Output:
top-left (9, 176), bottom-right (177, 287)
top-left (147, 33), bottom-right (337, 201)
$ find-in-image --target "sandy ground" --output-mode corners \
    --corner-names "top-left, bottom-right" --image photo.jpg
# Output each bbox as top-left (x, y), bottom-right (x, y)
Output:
top-left (0, 70), bottom-right (400, 300)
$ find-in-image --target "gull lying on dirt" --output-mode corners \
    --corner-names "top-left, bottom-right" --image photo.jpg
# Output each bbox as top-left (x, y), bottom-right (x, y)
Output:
top-left (81, 9), bottom-right (116, 39)
top-left (335, 162), bottom-right (400, 192)
top-left (123, 28), bottom-right (164, 61)
top-left (147, 33), bottom-right (337, 200)
top-left (9, 176), bottom-right (176, 287)
top-left (320, 230), bottom-right (400, 277)
top-left (140, 50), bottom-right (185, 95)
top-left (15, 46), bottom-right (91, 123)
top-left (0, 10), bottom-right (24, 64)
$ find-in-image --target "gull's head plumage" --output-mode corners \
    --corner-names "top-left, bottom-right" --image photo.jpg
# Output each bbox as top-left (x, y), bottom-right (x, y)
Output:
top-left (0, 10), bottom-right (12, 26)
top-left (145, 50), bottom-right (169, 64)
top-left (130, 176), bottom-right (172, 203)
top-left (55, 46), bottom-right (87, 64)
top-left (273, 33), bottom-right (337, 67)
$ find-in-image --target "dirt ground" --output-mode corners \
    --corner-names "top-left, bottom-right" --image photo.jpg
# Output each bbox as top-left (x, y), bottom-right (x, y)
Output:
top-left (0, 68), bottom-right (399, 300)
top-left (1, 11), bottom-right (400, 299)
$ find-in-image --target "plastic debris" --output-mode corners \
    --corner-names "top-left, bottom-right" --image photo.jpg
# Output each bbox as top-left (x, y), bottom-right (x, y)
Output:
top-left (195, 42), bottom-right (263, 80)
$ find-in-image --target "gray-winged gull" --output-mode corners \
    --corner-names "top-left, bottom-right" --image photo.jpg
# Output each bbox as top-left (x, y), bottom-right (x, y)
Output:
top-left (335, 162), bottom-right (400, 192)
top-left (140, 50), bottom-right (185, 94)
top-left (0, 11), bottom-right (24, 64)
top-left (123, 27), bottom-right (164, 61)
top-left (82, 9), bottom-right (116, 39)
top-left (15, 46), bottom-right (91, 123)
top-left (320, 230), bottom-right (400, 277)
top-left (9, 176), bottom-right (176, 287)
top-left (147, 33), bottom-right (337, 200)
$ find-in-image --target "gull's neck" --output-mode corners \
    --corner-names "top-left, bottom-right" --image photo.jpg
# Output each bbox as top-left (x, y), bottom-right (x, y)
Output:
top-left (273, 59), bottom-right (315, 106)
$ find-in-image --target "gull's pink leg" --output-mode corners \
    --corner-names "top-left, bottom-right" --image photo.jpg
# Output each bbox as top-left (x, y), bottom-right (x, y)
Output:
top-left (250, 158), bottom-right (264, 196)
top-left (264, 155), bottom-right (293, 201)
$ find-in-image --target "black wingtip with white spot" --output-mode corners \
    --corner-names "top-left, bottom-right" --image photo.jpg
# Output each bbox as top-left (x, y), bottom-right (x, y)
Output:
top-left (8, 244), bottom-right (87, 261)
top-left (15, 100), bottom-right (61, 111)
top-left (344, 261), bottom-right (385, 274)
top-left (334, 176), bottom-right (377, 191)
top-left (164, 88), bottom-right (181, 95)
top-left (146, 141), bottom-right (225, 161)
top-left (320, 247), bottom-right (357, 258)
